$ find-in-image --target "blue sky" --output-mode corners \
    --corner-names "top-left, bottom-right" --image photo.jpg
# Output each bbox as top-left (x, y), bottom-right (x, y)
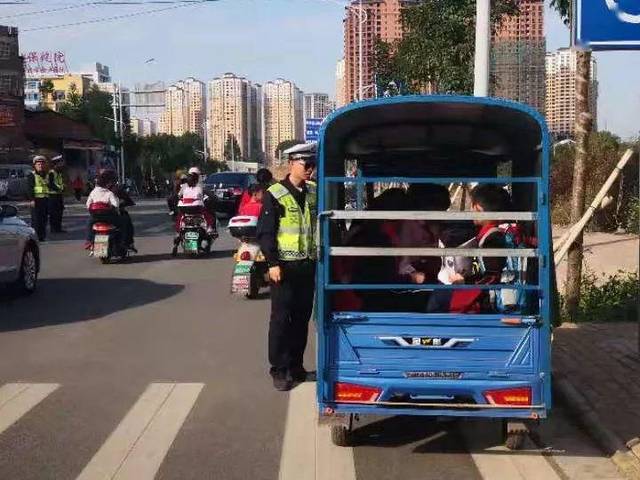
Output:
top-left (6, 0), bottom-right (640, 139)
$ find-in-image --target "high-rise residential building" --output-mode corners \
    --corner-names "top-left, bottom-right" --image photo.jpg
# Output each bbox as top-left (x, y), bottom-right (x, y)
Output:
top-left (335, 59), bottom-right (346, 108)
top-left (0, 25), bottom-right (26, 162)
top-left (545, 48), bottom-right (598, 140)
top-left (343, 0), bottom-right (418, 103)
top-left (207, 73), bottom-right (255, 161)
top-left (304, 93), bottom-right (333, 120)
top-left (250, 83), bottom-right (264, 162)
top-left (79, 62), bottom-right (111, 84)
top-left (130, 117), bottom-right (157, 137)
top-left (491, 0), bottom-right (546, 113)
top-left (263, 78), bottom-right (304, 164)
top-left (159, 77), bottom-right (205, 136)
top-left (130, 81), bottom-right (165, 126)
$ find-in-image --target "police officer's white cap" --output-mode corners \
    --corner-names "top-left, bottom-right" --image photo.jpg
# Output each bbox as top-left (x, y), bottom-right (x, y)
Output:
top-left (284, 142), bottom-right (317, 160)
top-left (32, 155), bottom-right (47, 164)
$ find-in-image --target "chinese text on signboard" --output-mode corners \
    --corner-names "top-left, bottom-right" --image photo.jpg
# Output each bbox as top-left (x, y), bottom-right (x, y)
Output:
top-left (23, 51), bottom-right (69, 77)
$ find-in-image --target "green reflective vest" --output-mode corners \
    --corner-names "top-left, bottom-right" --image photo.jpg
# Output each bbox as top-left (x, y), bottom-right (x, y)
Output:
top-left (50, 171), bottom-right (64, 194)
top-left (33, 173), bottom-right (49, 199)
top-left (269, 180), bottom-right (317, 261)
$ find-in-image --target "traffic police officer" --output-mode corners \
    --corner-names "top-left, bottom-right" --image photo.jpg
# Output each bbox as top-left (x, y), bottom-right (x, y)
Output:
top-left (27, 155), bottom-right (50, 241)
top-left (257, 143), bottom-right (317, 391)
top-left (48, 155), bottom-right (66, 233)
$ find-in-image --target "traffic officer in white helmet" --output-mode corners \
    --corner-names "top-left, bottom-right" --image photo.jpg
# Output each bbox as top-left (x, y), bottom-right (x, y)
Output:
top-left (257, 142), bottom-right (317, 391)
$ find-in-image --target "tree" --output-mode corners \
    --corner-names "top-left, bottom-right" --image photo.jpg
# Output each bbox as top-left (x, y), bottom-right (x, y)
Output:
top-left (375, 0), bottom-right (519, 95)
top-left (550, 0), bottom-right (571, 25)
top-left (224, 135), bottom-right (242, 163)
top-left (275, 139), bottom-right (304, 161)
top-left (57, 83), bottom-right (83, 121)
top-left (38, 79), bottom-right (54, 107)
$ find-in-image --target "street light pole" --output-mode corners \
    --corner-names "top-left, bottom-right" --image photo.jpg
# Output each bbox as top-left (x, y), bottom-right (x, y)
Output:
top-left (473, 0), bottom-right (491, 97)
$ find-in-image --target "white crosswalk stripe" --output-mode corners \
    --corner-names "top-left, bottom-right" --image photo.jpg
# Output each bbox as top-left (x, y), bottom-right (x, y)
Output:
top-left (279, 382), bottom-right (356, 480)
top-left (76, 382), bottom-right (203, 480)
top-left (0, 383), bottom-right (60, 435)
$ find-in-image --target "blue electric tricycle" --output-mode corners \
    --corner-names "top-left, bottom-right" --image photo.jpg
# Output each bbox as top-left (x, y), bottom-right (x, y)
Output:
top-left (315, 95), bottom-right (554, 449)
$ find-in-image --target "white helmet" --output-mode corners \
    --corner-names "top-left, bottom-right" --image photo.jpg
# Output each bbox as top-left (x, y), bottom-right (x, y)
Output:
top-left (188, 167), bottom-right (201, 176)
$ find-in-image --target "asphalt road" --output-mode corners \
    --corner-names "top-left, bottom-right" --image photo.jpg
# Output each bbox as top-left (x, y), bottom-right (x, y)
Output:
top-left (0, 199), bottom-right (622, 480)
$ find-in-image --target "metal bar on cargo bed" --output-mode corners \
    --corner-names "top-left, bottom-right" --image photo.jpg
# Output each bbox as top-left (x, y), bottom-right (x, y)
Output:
top-left (324, 210), bottom-right (537, 221)
top-left (325, 283), bottom-right (540, 291)
top-left (330, 247), bottom-right (538, 258)
top-left (329, 400), bottom-right (546, 409)
top-left (325, 176), bottom-right (541, 185)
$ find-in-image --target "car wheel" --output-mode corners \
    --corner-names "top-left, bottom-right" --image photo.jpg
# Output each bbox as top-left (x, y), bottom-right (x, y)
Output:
top-left (12, 246), bottom-right (38, 294)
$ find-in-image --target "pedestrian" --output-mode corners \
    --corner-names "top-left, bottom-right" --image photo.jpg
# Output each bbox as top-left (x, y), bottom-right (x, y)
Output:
top-left (27, 155), bottom-right (49, 241)
top-left (72, 174), bottom-right (84, 201)
top-left (48, 155), bottom-right (66, 233)
top-left (257, 143), bottom-right (317, 391)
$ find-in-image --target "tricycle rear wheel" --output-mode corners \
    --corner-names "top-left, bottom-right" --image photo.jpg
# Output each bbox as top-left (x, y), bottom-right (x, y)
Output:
top-left (503, 420), bottom-right (528, 450)
top-left (331, 425), bottom-right (351, 447)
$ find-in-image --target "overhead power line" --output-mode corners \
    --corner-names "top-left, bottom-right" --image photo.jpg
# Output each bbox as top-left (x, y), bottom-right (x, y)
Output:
top-left (0, 2), bottom-right (97, 20)
top-left (21, 0), bottom-right (218, 32)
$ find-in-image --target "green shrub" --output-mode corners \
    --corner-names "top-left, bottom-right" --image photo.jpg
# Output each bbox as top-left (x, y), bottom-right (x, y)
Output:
top-left (561, 270), bottom-right (639, 323)
top-left (624, 197), bottom-right (640, 234)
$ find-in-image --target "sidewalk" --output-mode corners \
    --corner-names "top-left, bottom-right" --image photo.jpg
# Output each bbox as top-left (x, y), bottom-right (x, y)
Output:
top-left (553, 322), bottom-right (640, 479)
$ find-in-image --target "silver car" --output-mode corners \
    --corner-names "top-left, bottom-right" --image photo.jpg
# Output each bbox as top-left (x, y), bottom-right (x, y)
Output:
top-left (0, 204), bottom-right (40, 294)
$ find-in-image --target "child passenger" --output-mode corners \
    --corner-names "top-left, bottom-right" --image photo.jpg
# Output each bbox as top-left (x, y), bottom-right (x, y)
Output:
top-left (427, 184), bottom-right (511, 313)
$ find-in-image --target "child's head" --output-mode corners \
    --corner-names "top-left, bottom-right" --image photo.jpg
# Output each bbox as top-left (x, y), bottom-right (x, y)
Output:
top-left (248, 183), bottom-right (265, 202)
top-left (470, 185), bottom-right (512, 225)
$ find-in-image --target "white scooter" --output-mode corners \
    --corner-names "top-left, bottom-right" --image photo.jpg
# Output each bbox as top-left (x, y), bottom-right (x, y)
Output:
top-left (228, 216), bottom-right (269, 299)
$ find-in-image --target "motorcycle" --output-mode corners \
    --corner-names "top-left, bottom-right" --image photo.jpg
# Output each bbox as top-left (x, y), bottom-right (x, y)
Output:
top-left (229, 216), bottom-right (269, 299)
top-left (92, 222), bottom-right (129, 264)
top-left (172, 205), bottom-right (215, 257)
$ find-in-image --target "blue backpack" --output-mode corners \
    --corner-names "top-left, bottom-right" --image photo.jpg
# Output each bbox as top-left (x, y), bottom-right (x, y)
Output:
top-left (478, 225), bottom-right (530, 314)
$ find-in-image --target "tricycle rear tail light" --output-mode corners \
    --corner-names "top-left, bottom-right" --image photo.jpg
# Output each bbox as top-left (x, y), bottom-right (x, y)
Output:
top-left (232, 187), bottom-right (243, 196)
top-left (483, 387), bottom-right (531, 406)
top-left (334, 382), bottom-right (382, 403)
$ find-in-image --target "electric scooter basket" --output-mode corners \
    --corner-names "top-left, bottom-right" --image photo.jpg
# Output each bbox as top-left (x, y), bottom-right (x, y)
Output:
top-left (229, 216), bottom-right (258, 239)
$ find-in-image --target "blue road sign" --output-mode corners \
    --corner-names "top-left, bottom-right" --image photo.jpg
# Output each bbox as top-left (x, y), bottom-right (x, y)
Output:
top-left (305, 118), bottom-right (322, 142)
top-left (576, 0), bottom-right (640, 50)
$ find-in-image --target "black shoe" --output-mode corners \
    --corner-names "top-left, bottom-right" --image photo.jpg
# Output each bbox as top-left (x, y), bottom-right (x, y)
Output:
top-left (289, 367), bottom-right (309, 383)
top-left (271, 369), bottom-right (292, 392)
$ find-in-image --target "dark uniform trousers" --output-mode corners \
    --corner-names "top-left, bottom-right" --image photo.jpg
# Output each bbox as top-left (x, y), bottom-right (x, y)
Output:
top-left (269, 260), bottom-right (316, 373)
top-left (49, 194), bottom-right (64, 231)
top-left (31, 199), bottom-right (48, 241)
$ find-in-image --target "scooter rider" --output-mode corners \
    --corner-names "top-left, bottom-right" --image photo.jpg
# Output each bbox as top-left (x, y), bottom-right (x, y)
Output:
top-left (257, 143), bottom-right (317, 391)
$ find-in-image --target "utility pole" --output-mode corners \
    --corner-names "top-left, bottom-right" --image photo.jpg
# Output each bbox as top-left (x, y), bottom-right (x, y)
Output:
top-left (118, 82), bottom-right (125, 184)
top-left (473, 0), bottom-right (491, 97)
top-left (111, 83), bottom-right (119, 179)
top-left (202, 119), bottom-right (208, 162)
top-left (564, 47), bottom-right (593, 319)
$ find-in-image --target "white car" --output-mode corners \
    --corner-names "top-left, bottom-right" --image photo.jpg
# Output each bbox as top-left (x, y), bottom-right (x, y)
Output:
top-left (0, 204), bottom-right (40, 294)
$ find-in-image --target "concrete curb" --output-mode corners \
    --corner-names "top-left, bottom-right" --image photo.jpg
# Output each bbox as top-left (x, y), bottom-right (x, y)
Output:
top-left (554, 377), bottom-right (640, 479)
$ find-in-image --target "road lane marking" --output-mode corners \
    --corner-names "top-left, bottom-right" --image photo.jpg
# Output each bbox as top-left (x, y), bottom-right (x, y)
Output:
top-left (279, 382), bottom-right (356, 480)
top-left (462, 422), bottom-right (562, 480)
top-left (76, 382), bottom-right (203, 480)
top-left (0, 383), bottom-right (60, 435)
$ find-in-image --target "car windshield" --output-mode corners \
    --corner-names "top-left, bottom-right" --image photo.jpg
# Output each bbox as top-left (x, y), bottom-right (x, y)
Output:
top-left (205, 173), bottom-right (254, 188)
